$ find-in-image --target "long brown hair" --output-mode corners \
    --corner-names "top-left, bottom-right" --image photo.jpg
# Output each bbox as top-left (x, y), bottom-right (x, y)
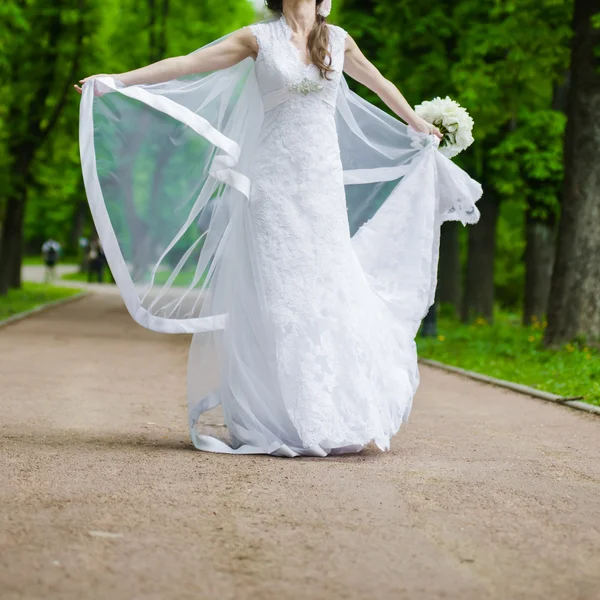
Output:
top-left (265, 0), bottom-right (334, 79)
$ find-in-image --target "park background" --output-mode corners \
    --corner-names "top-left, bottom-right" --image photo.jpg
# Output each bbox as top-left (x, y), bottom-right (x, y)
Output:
top-left (0, 0), bottom-right (598, 406)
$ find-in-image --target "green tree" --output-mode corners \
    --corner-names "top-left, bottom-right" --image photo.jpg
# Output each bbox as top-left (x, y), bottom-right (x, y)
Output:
top-left (339, 0), bottom-right (572, 323)
top-left (546, 0), bottom-right (600, 346)
top-left (0, 0), bottom-right (256, 295)
top-left (0, 0), bottom-right (86, 294)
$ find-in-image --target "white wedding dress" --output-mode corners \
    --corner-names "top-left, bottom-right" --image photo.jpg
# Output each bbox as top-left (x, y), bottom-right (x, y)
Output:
top-left (79, 16), bottom-right (481, 457)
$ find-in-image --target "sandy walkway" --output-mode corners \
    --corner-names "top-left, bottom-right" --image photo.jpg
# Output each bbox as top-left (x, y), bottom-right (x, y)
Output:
top-left (21, 264), bottom-right (79, 284)
top-left (1, 294), bottom-right (598, 600)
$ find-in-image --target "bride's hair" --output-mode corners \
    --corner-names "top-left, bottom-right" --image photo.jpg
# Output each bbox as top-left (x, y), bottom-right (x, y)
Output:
top-left (266, 0), bottom-right (334, 79)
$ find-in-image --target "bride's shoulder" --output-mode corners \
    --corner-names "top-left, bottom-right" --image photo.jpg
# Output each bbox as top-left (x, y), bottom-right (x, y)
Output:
top-left (249, 18), bottom-right (285, 39)
top-left (248, 21), bottom-right (269, 36)
top-left (327, 24), bottom-right (349, 43)
top-left (247, 20), bottom-right (276, 52)
top-left (327, 24), bottom-right (347, 35)
top-left (327, 24), bottom-right (348, 53)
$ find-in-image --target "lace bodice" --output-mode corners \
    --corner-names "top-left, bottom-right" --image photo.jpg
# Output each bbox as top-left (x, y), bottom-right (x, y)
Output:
top-left (250, 17), bottom-right (347, 113)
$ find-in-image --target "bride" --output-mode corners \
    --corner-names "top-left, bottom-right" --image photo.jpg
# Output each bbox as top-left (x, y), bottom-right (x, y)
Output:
top-left (76, 0), bottom-right (481, 457)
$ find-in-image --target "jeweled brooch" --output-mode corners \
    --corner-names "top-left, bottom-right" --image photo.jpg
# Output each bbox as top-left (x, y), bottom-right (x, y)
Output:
top-left (289, 78), bottom-right (324, 96)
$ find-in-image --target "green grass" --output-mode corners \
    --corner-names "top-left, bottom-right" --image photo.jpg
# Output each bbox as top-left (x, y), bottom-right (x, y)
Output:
top-left (62, 269), bottom-right (206, 287)
top-left (417, 311), bottom-right (600, 407)
top-left (22, 256), bottom-right (44, 265)
top-left (23, 256), bottom-right (78, 265)
top-left (152, 270), bottom-right (207, 287)
top-left (0, 283), bottom-right (83, 321)
top-left (62, 270), bottom-right (113, 284)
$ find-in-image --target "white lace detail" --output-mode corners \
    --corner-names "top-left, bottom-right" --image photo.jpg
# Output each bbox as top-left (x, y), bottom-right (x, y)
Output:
top-left (250, 18), bottom-right (347, 111)
top-left (246, 18), bottom-right (415, 449)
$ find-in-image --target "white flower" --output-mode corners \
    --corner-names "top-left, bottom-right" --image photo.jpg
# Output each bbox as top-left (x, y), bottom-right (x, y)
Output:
top-left (415, 96), bottom-right (474, 159)
top-left (318, 0), bottom-right (332, 18)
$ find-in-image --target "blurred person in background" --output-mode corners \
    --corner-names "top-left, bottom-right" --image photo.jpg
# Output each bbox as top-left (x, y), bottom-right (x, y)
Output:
top-left (87, 238), bottom-right (105, 283)
top-left (41, 238), bottom-right (61, 283)
top-left (79, 236), bottom-right (89, 274)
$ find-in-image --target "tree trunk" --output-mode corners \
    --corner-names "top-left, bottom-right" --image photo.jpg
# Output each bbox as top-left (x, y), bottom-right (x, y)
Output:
top-left (0, 194), bottom-right (25, 295)
top-left (523, 211), bottom-right (555, 325)
top-left (437, 221), bottom-right (461, 314)
top-left (461, 188), bottom-right (499, 323)
top-left (148, 0), bottom-right (169, 63)
top-left (70, 197), bottom-right (88, 253)
top-left (522, 79), bottom-right (568, 327)
top-left (545, 0), bottom-right (600, 346)
top-left (158, 0), bottom-right (169, 59)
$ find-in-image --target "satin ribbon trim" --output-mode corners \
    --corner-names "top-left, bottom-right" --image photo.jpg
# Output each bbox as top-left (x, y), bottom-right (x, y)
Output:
top-left (79, 77), bottom-right (248, 334)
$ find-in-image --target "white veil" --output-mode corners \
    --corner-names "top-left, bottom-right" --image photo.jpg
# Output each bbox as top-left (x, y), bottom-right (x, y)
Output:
top-left (79, 27), bottom-right (481, 452)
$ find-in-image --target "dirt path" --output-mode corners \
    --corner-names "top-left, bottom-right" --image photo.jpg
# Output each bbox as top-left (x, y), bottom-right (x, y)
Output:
top-left (1, 294), bottom-right (599, 600)
top-left (21, 264), bottom-right (120, 293)
top-left (21, 264), bottom-right (79, 284)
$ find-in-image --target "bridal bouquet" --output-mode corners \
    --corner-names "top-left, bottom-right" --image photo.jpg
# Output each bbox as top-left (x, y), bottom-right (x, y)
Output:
top-left (415, 97), bottom-right (474, 159)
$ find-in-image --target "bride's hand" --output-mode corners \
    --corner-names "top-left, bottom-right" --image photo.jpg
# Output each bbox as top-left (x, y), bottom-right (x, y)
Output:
top-left (73, 74), bottom-right (115, 94)
top-left (409, 115), bottom-right (443, 140)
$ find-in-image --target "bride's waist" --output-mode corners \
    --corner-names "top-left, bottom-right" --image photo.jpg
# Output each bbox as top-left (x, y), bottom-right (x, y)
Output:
top-left (251, 116), bottom-right (341, 173)
top-left (257, 119), bottom-right (337, 153)
top-left (261, 86), bottom-right (337, 113)
top-left (260, 98), bottom-right (336, 135)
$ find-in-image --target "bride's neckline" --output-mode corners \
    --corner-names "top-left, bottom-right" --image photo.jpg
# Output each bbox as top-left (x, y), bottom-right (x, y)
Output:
top-left (279, 14), bottom-right (317, 69)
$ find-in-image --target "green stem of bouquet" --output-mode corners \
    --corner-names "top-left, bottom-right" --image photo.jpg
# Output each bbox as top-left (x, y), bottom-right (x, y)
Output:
top-left (434, 121), bottom-right (457, 149)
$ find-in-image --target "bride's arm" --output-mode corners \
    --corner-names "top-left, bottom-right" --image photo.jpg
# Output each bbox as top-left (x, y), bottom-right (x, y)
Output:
top-left (75, 28), bottom-right (258, 92)
top-left (342, 35), bottom-right (442, 138)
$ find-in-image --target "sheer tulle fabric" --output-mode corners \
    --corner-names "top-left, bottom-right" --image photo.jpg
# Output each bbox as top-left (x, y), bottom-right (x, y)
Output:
top-left (79, 22), bottom-right (481, 456)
